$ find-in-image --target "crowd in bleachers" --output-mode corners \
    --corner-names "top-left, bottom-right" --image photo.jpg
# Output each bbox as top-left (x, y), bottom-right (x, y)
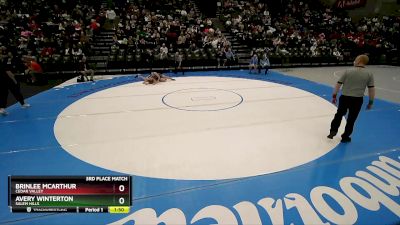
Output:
top-left (0, 0), bottom-right (399, 76)
top-left (0, 0), bottom-right (104, 74)
top-left (220, 0), bottom-right (400, 64)
top-left (107, 0), bottom-right (235, 69)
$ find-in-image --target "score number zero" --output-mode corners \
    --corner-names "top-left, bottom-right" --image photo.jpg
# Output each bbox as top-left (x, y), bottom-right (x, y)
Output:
top-left (117, 184), bottom-right (126, 205)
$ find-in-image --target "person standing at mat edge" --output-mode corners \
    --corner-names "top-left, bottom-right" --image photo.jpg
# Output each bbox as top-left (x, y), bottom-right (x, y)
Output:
top-left (0, 51), bottom-right (30, 115)
top-left (327, 54), bottom-right (375, 143)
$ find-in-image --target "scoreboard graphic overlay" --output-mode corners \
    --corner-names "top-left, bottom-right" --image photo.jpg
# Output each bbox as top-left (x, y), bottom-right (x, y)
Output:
top-left (9, 176), bottom-right (131, 213)
top-left (0, 70), bottom-right (399, 225)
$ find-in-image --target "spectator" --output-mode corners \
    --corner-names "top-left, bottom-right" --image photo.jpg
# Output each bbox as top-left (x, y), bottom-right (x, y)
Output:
top-left (249, 53), bottom-right (258, 73)
top-left (159, 43), bottom-right (168, 60)
top-left (216, 47), bottom-right (225, 67)
top-left (106, 8), bottom-right (117, 30)
top-left (219, 0), bottom-right (399, 63)
top-left (78, 56), bottom-right (94, 82)
top-left (333, 48), bottom-right (343, 61)
top-left (224, 47), bottom-right (235, 66)
top-left (177, 33), bottom-right (186, 48)
top-left (174, 50), bottom-right (184, 74)
top-left (258, 53), bottom-right (270, 74)
top-left (72, 45), bottom-right (83, 56)
top-left (24, 56), bottom-right (43, 84)
top-left (189, 43), bottom-right (198, 53)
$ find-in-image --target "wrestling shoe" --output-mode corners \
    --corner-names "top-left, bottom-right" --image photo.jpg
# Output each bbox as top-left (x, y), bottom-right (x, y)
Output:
top-left (21, 103), bottom-right (31, 108)
top-left (0, 108), bottom-right (8, 115)
top-left (341, 137), bottom-right (351, 143)
top-left (327, 131), bottom-right (337, 139)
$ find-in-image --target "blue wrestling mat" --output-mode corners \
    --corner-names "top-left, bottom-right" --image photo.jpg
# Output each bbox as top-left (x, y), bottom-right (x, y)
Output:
top-left (0, 70), bottom-right (399, 225)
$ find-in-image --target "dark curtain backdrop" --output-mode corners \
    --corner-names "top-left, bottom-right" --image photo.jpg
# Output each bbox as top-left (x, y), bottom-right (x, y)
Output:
top-left (195, 0), bottom-right (217, 17)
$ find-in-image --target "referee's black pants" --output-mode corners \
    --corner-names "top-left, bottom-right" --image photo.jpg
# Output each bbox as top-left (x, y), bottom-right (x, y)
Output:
top-left (0, 78), bottom-right (25, 108)
top-left (330, 95), bottom-right (363, 139)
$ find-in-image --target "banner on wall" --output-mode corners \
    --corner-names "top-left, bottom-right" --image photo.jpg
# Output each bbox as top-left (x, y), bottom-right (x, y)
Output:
top-left (335, 0), bottom-right (367, 9)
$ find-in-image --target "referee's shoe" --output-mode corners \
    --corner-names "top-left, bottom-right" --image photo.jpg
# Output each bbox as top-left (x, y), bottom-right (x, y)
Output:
top-left (327, 131), bottom-right (336, 139)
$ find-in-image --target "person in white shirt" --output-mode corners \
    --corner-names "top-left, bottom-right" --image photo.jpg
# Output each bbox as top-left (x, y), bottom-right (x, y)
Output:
top-left (72, 46), bottom-right (82, 56)
top-left (159, 43), bottom-right (168, 60)
top-left (106, 9), bottom-right (117, 29)
top-left (332, 48), bottom-right (343, 61)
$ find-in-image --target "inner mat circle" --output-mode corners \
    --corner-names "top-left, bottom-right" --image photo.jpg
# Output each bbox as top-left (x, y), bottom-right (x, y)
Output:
top-left (162, 88), bottom-right (243, 111)
top-left (54, 76), bottom-right (344, 180)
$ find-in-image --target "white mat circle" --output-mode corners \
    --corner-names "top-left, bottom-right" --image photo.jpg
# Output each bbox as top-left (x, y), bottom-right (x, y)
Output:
top-left (54, 76), bottom-right (344, 180)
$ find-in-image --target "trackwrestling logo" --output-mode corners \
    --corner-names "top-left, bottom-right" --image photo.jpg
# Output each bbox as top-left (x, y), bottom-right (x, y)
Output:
top-left (110, 155), bottom-right (400, 225)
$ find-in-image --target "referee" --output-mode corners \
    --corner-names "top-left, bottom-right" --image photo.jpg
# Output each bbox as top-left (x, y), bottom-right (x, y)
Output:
top-left (327, 54), bottom-right (375, 143)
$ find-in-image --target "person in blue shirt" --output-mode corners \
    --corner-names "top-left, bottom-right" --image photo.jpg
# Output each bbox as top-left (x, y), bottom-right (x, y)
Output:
top-left (224, 47), bottom-right (235, 66)
top-left (258, 53), bottom-right (270, 74)
top-left (249, 53), bottom-right (258, 74)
